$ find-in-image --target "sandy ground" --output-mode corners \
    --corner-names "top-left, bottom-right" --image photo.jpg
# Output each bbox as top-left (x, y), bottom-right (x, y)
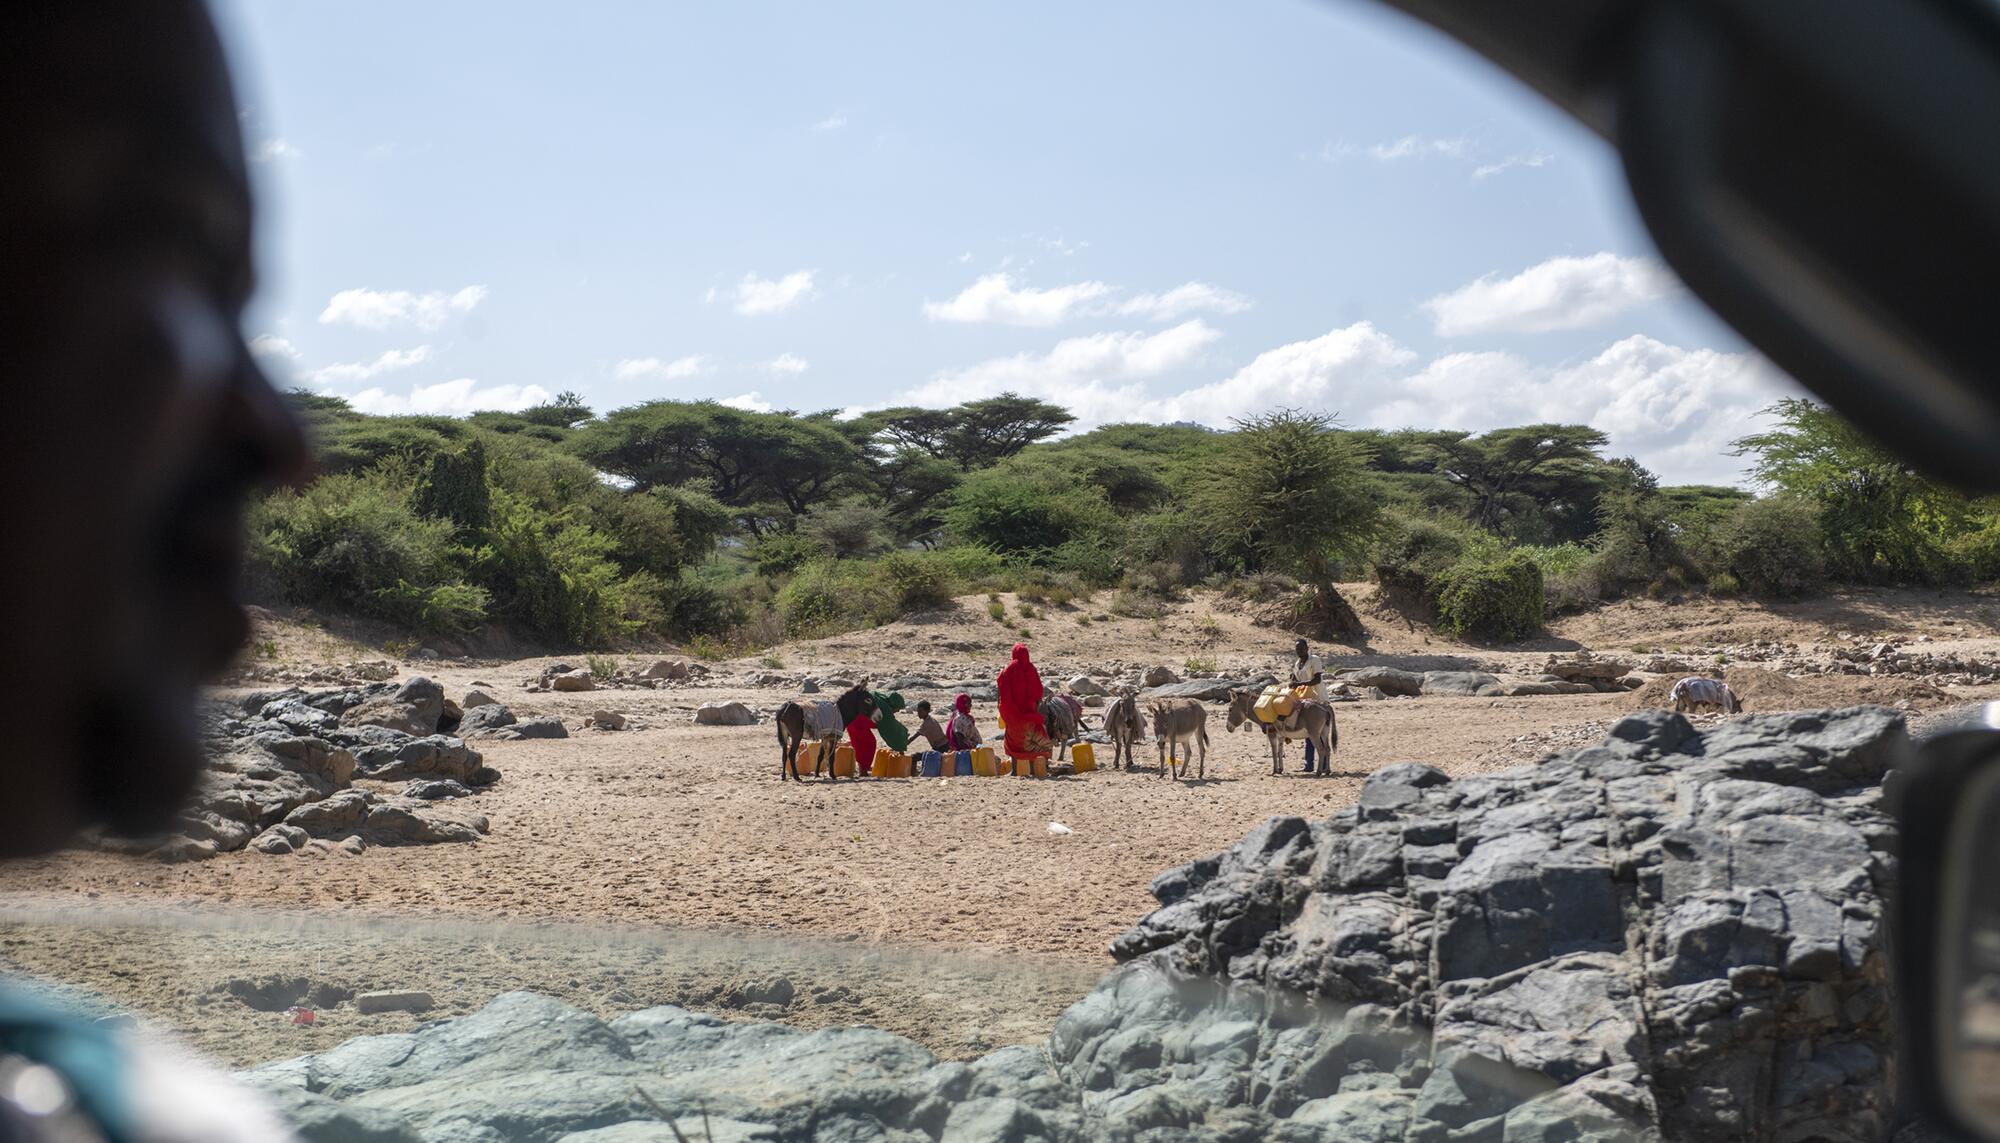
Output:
top-left (4, 584), bottom-right (1998, 1066)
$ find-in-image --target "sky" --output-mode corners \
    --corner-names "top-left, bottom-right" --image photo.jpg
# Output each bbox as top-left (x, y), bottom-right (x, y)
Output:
top-left (215, 0), bottom-right (1803, 486)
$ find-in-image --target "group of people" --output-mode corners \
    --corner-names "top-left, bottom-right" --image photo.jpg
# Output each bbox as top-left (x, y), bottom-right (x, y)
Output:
top-left (839, 642), bottom-right (1055, 773)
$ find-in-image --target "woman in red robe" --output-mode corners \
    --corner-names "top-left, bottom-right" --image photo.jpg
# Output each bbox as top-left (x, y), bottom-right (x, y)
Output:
top-left (996, 642), bottom-right (1051, 761)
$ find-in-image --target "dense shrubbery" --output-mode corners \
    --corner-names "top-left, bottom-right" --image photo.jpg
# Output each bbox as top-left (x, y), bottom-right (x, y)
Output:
top-left (255, 387), bottom-right (1998, 652)
top-left (1717, 497), bottom-right (1826, 597)
top-left (1434, 553), bottom-right (1545, 642)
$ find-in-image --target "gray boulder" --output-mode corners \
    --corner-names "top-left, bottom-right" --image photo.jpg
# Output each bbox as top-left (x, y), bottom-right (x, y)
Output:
top-left (1340, 666), bottom-right (1424, 696)
top-left (339, 677), bottom-right (445, 736)
top-left (462, 689), bottom-right (498, 709)
top-left (351, 735), bottom-right (483, 783)
top-left (550, 669), bottom-right (596, 693)
top-left (1141, 678), bottom-right (1264, 703)
top-left (694, 702), bottom-right (759, 727)
top-left (1421, 669), bottom-right (1504, 697)
top-left (1544, 653), bottom-right (1634, 682)
top-left (1142, 665), bottom-right (1181, 687)
top-left (489, 716), bottom-right (568, 741)
top-left (638, 659), bottom-right (689, 682)
top-left (1068, 675), bottom-right (1107, 697)
top-left (457, 703), bottom-right (518, 735)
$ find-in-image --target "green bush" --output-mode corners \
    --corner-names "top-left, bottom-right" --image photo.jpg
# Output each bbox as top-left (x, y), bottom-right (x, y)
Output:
top-left (872, 551), bottom-right (956, 615)
top-left (1514, 541), bottom-right (1592, 578)
top-left (411, 438), bottom-right (492, 532)
top-left (476, 491), bottom-right (631, 645)
top-left (1719, 497), bottom-right (1827, 597)
top-left (1371, 512), bottom-right (1489, 608)
top-left (944, 469), bottom-right (1109, 557)
top-left (775, 561), bottom-right (850, 635)
top-left (249, 471), bottom-right (476, 633)
top-left (1433, 553), bottom-right (1545, 641)
top-left (749, 531), bottom-right (828, 578)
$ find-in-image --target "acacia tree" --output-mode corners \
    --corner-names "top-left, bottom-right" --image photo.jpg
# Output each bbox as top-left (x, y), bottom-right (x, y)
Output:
top-left (1188, 409), bottom-right (1381, 640)
top-left (1732, 397), bottom-right (1964, 582)
top-left (567, 401), bottom-right (867, 532)
top-left (868, 394), bottom-right (1074, 471)
top-left (1423, 424), bottom-right (1611, 538)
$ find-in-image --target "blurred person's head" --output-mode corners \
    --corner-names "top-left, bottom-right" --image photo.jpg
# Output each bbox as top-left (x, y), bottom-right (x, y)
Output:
top-left (0, 3), bottom-right (306, 856)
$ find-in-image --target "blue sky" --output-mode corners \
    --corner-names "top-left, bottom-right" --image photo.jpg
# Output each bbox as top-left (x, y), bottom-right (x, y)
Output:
top-left (216, 0), bottom-right (1799, 485)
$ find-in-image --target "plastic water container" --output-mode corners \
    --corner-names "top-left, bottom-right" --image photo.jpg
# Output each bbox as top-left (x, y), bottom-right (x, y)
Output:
top-left (1255, 685), bottom-right (1296, 724)
top-left (952, 750), bottom-right (974, 776)
top-left (833, 745), bottom-right (857, 778)
top-left (1072, 743), bottom-right (1097, 772)
top-left (876, 751), bottom-right (911, 778)
top-left (920, 751), bottom-right (943, 778)
top-left (971, 747), bottom-right (999, 776)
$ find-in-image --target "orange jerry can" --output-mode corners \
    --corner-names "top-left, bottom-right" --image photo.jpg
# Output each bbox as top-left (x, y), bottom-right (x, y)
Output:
top-left (971, 746), bottom-right (1000, 776)
top-left (1071, 743), bottom-right (1097, 773)
top-left (833, 745), bottom-right (857, 778)
top-left (878, 751), bottom-right (911, 778)
top-left (1029, 756), bottom-right (1049, 778)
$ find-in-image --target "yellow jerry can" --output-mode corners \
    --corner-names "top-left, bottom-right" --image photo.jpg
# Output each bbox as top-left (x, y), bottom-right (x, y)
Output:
top-left (972, 746), bottom-right (1000, 776)
top-left (1071, 743), bottom-right (1097, 772)
top-left (1254, 685), bottom-right (1296, 724)
top-left (876, 751), bottom-right (910, 778)
top-left (833, 745), bottom-right (857, 777)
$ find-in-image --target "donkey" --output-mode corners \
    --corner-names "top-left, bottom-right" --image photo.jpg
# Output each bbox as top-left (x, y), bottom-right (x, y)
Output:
top-left (1225, 688), bottom-right (1337, 776)
top-left (1038, 693), bottom-right (1087, 760)
top-left (1668, 676), bottom-right (1743, 714)
top-left (1103, 693), bottom-right (1146, 770)
top-left (774, 683), bottom-right (875, 781)
top-left (1151, 698), bottom-right (1210, 780)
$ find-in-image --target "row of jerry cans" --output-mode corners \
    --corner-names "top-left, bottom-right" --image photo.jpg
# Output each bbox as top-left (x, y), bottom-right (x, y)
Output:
top-left (824, 743), bottom-right (1098, 778)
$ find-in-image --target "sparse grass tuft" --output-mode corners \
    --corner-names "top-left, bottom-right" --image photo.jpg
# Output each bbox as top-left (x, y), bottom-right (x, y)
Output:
top-left (1184, 656), bottom-right (1216, 674)
top-left (587, 653), bottom-right (619, 678)
top-left (760, 653), bottom-right (784, 669)
top-left (987, 598), bottom-right (1008, 622)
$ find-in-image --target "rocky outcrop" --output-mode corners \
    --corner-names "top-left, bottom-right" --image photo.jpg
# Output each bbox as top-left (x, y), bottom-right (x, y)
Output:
top-left (243, 708), bottom-right (1904, 1142)
top-left (695, 701), bottom-right (760, 727)
top-left (84, 687), bottom-right (502, 862)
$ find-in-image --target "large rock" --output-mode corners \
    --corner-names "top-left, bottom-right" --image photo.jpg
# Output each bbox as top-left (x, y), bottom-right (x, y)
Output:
top-left (694, 702), bottom-right (759, 727)
top-left (638, 659), bottom-right (688, 682)
top-left (457, 703), bottom-right (518, 735)
top-left (350, 735), bottom-right (483, 783)
top-left (1544, 652), bottom-right (1635, 682)
top-left (550, 669), bottom-right (597, 693)
top-left (1068, 675), bottom-right (1107, 697)
top-left (338, 677), bottom-right (445, 736)
top-left (1140, 677), bottom-right (1270, 703)
top-left (1420, 669), bottom-right (1505, 697)
top-left (484, 715), bottom-right (568, 741)
top-left (242, 708), bottom-right (1907, 1143)
top-left (1341, 666), bottom-right (1424, 696)
top-left (1142, 665), bottom-right (1181, 687)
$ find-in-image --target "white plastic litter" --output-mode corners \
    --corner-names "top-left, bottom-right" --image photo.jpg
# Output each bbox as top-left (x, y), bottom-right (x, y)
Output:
top-left (1047, 821), bottom-right (1073, 835)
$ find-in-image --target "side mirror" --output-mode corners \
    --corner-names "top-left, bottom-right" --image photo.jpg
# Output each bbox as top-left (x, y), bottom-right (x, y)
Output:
top-left (1896, 704), bottom-right (2000, 1139)
top-left (1368, 0), bottom-right (2000, 493)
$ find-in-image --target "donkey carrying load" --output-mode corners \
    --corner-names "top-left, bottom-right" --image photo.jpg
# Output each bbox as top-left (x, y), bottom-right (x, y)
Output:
top-left (1038, 693), bottom-right (1088, 760)
top-left (1226, 687), bottom-right (1336, 776)
top-left (774, 684), bottom-right (874, 781)
top-left (1668, 676), bottom-right (1743, 714)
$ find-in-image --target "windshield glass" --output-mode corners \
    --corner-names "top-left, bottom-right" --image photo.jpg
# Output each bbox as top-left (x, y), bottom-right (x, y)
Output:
top-left (1, 3), bottom-right (1986, 1141)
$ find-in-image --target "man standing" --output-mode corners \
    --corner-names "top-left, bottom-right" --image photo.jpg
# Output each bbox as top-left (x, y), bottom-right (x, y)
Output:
top-left (1291, 639), bottom-right (1327, 768)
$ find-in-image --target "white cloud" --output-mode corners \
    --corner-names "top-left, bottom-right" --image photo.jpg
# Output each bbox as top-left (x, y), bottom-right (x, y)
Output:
top-left (302, 345), bottom-right (433, 386)
top-left (1155, 323), bottom-right (1416, 426)
top-left (252, 138), bottom-right (301, 163)
top-left (732, 270), bottom-right (817, 316)
top-left (319, 285), bottom-right (489, 331)
top-left (248, 335), bottom-right (300, 361)
top-left (1355, 336), bottom-right (1796, 484)
top-left (348, 378), bottom-right (552, 416)
top-left (956, 251), bottom-right (973, 264)
top-left (1473, 152), bottom-right (1551, 180)
top-left (924, 274), bottom-right (1252, 326)
top-left (815, 114), bottom-right (849, 131)
top-left (1115, 282), bottom-right (1254, 322)
top-left (923, 273), bottom-right (1112, 326)
top-left (766, 353), bottom-right (810, 375)
top-left (902, 320), bottom-right (1222, 424)
top-left (614, 354), bottom-right (710, 382)
top-left (1423, 253), bottom-right (1680, 336)
top-left (718, 392), bottom-right (774, 413)
top-left (1320, 135), bottom-right (1469, 163)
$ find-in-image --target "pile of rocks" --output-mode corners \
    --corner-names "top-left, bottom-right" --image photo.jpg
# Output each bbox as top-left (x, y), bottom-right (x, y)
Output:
top-left (90, 677), bottom-right (501, 862)
top-left (241, 707), bottom-right (1904, 1142)
top-left (1829, 641), bottom-right (2000, 686)
top-left (224, 659), bottom-right (401, 687)
top-left (523, 659), bottom-right (701, 694)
